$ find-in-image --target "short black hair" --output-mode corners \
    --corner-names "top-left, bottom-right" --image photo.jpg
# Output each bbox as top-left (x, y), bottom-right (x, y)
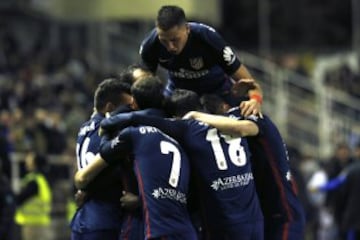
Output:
top-left (156, 5), bottom-right (186, 31)
top-left (200, 94), bottom-right (226, 114)
top-left (119, 63), bottom-right (152, 85)
top-left (165, 89), bottom-right (202, 117)
top-left (131, 76), bottom-right (165, 109)
top-left (94, 78), bottom-right (131, 111)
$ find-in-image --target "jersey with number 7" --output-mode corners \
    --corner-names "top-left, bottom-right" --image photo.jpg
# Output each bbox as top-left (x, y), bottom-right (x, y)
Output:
top-left (128, 114), bottom-right (264, 236)
top-left (100, 124), bottom-right (197, 239)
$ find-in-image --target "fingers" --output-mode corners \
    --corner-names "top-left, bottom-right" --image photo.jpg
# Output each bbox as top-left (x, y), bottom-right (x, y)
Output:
top-left (120, 191), bottom-right (140, 210)
top-left (240, 99), bottom-right (261, 117)
top-left (182, 111), bottom-right (196, 120)
top-left (238, 78), bottom-right (256, 84)
top-left (232, 79), bottom-right (256, 98)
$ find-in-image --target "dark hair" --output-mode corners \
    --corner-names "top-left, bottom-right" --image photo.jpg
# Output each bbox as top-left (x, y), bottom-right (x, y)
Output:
top-left (200, 94), bottom-right (226, 114)
top-left (165, 89), bottom-right (202, 117)
top-left (156, 5), bottom-right (186, 31)
top-left (94, 78), bottom-right (131, 111)
top-left (131, 76), bottom-right (165, 109)
top-left (119, 63), bottom-right (152, 85)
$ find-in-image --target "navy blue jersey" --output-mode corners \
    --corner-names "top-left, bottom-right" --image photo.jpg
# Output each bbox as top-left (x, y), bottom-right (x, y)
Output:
top-left (100, 115), bottom-right (195, 238)
top-left (122, 113), bottom-right (263, 230)
top-left (71, 112), bottom-right (124, 233)
top-left (227, 107), bottom-right (305, 224)
top-left (140, 22), bottom-right (241, 95)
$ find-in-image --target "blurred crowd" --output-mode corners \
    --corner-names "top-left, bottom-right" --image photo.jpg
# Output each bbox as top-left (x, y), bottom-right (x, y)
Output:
top-left (0, 28), bottom-right (113, 159)
top-left (324, 64), bottom-right (360, 98)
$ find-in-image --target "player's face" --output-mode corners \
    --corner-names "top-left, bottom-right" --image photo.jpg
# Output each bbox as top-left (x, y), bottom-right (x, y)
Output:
top-left (157, 24), bottom-right (189, 55)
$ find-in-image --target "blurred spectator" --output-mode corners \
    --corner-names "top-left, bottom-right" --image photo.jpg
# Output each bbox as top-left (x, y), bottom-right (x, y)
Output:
top-left (0, 162), bottom-right (16, 240)
top-left (0, 110), bottom-right (14, 178)
top-left (310, 142), bottom-right (360, 240)
top-left (325, 142), bottom-right (354, 180)
top-left (307, 161), bottom-right (337, 240)
top-left (323, 142), bottom-right (354, 239)
top-left (14, 151), bottom-right (53, 240)
top-left (324, 64), bottom-right (360, 99)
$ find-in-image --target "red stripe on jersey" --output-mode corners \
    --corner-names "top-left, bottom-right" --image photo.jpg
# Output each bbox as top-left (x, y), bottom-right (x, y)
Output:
top-left (282, 222), bottom-right (289, 240)
top-left (134, 160), bottom-right (152, 238)
top-left (260, 138), bottom-right (293, 221)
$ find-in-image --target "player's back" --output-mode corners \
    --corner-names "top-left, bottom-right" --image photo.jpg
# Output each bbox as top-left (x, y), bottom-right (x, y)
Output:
top-left (227, 108), bottom-right (305, 224)
top-left (180, 119), bottom-right (263, 230)
top-left (121, 125), bottom-right (196, 239)
top-left (72, 112), bottom-right (123, 233)
top-left (100, 109), bottom-right (263, 239)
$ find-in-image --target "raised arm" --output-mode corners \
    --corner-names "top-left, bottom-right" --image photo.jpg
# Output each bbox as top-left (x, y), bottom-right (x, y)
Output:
top-left (75, 129), bottom-right (133, 189)
top-left (231, 65), bottom-right (263, 117)
top-left (131, 114), bottom-right (186, 141)
top-left (183, 111), bottom-right (259, 137)
top-left (100, 111), bottom-right (187, 142)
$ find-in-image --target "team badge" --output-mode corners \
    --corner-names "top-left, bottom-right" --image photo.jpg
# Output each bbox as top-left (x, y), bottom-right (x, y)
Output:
top-left (189, 57), bottom-right (204, 70)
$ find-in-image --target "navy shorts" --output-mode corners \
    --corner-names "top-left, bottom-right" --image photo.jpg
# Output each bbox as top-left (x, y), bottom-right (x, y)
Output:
top-left (119, 214), bottom-right (144, 240)
top-left (264, 218), bottom-right (305, 240)
top-left (205, 220), bottom-right (264, 240)
top-left (71, 229), bottom-right (119, 240)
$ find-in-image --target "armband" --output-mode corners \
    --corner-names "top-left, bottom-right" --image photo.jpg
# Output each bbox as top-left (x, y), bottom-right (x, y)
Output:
top-left (250, 93), bottom-right (263, 104)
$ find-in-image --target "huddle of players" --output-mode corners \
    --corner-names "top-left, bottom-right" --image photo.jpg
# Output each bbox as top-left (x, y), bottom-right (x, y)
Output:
top-left (71, 67), bottom-right (305, 240)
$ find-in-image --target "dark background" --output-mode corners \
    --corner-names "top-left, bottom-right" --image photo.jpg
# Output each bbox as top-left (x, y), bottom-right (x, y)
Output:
top-left (220, 0), bottom-right (352, 52)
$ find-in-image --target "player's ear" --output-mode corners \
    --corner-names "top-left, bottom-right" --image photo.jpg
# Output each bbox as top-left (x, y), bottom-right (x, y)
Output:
top-left (130, 97), bottom-right (138, 110)
top-left (221, 103), bottom-right (231, 113)
top-left (185, 23), bottom-right (190, 34)
top-left (104, 102), bottom-right (116, 113)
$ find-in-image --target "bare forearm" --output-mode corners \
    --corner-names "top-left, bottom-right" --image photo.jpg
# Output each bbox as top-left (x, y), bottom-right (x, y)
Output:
top-left (184, 111), bottom-right (258, 137)
top-left (74, 154), bottom-right (108, 189)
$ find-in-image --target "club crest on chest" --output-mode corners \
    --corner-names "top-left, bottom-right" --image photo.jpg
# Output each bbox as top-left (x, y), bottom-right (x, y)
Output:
top-left (189, 57), bottom-right (204, 70)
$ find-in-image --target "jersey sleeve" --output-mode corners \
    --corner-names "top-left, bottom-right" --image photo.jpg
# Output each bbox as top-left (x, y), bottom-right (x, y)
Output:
top-left (100, 109), bottom-right (156, 133)
top-left (100, 112), bottom-right (134, 133)
top-left (199, 24), bottom-right (241, 75)
top-left (132, 114), bottom-right (187, 142)
top-left (100, 128), bottom-right (133, 165)
top-left (139, 30), bottom-right (159, 73)
top-left (244, 115), bottom-right (264, 136)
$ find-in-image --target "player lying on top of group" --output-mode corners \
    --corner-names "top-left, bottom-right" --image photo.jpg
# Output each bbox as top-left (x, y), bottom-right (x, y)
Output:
top-left (140, 5), bottom-right (263, 116)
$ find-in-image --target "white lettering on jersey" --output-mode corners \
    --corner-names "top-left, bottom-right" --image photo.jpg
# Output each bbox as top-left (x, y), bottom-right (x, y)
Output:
top-left (211, 172), bottom-right (254, 191)
top-left (139, 126), bottom-right (159, 134)
top-left (169, 68), bottom-right (209, 79)
top-left (152, 187), bottom-right (187, 203)
top-left (78, 121), bottom-right (96, 136)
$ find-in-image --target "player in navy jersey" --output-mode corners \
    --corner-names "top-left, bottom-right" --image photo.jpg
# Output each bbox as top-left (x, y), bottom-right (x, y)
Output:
top-left (101, 89), bottom-right (264, 240)
top-left (185, 94), bottom-right (306, 240)
top-left (71, 77), bottom-right (141, 240)
top-left (74, 76), bottom-right (197, 240)
top-left (139, 5), bottom-right (263, 116)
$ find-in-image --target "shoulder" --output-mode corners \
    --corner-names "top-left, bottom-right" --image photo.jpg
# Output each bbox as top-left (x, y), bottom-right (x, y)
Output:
top-left (189, 22), bottom-right (222, 42)
top-left (78, 115), bottom-right (103, 137)
top-left (140, 28), bottom-right (159, 54)
top-left (189, 22), bottom-right (217, 36)
top-left (189, 22), bottom-right (233, 59)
